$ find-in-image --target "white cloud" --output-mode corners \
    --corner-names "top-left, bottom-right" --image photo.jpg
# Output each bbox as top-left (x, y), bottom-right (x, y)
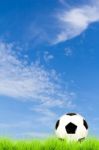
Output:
top-left (64, 48), bottom-right (72, 56)
top-left (30, 105), bottom-right (57, 128)
top-left (0, 121), bottom-right (31, 128)
top-left (53, 3), bottom-right (99, 44)
top-left (0, 41), bottom-right (75, 107)
top-left (44, 51), bottom-right (54, 63)
top-left (0, 41), bottom-right (76, 138)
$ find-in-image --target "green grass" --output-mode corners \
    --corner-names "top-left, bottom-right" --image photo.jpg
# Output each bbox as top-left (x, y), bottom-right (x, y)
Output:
top-left (0, 137), bottom-right (99, 150)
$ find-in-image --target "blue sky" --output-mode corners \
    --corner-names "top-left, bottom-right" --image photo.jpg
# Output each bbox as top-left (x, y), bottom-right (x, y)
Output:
top-left (0, 0), bottom-right (99, 139)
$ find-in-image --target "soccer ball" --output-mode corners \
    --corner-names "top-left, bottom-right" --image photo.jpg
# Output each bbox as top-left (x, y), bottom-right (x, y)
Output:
top-left (55, 113), bottom-right (88, 141)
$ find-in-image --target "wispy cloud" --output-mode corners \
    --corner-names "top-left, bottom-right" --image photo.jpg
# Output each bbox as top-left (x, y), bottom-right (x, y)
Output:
top-left (43, 51), bottom-right (54, 63)
top-left (0, 41), bottom-right (76, 138)
top-left (0, 121), bottom-right (31, 128)
top-left (53, 1), bottom-right (99, 44)
top-left (0, 41), bottom-right (75, 106)
top-left (64, 48), bottom-right (73, 56)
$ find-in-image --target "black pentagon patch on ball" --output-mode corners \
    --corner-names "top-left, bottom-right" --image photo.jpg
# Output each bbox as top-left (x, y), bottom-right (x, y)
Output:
top-left (65, 122), bottom-right (77, 134)
top-left (55, 120), bottom-right (60, 130)
top-left (83, 119), bottom-right (88, 129)
top-left (66, 113), bottom-right (76, 116)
